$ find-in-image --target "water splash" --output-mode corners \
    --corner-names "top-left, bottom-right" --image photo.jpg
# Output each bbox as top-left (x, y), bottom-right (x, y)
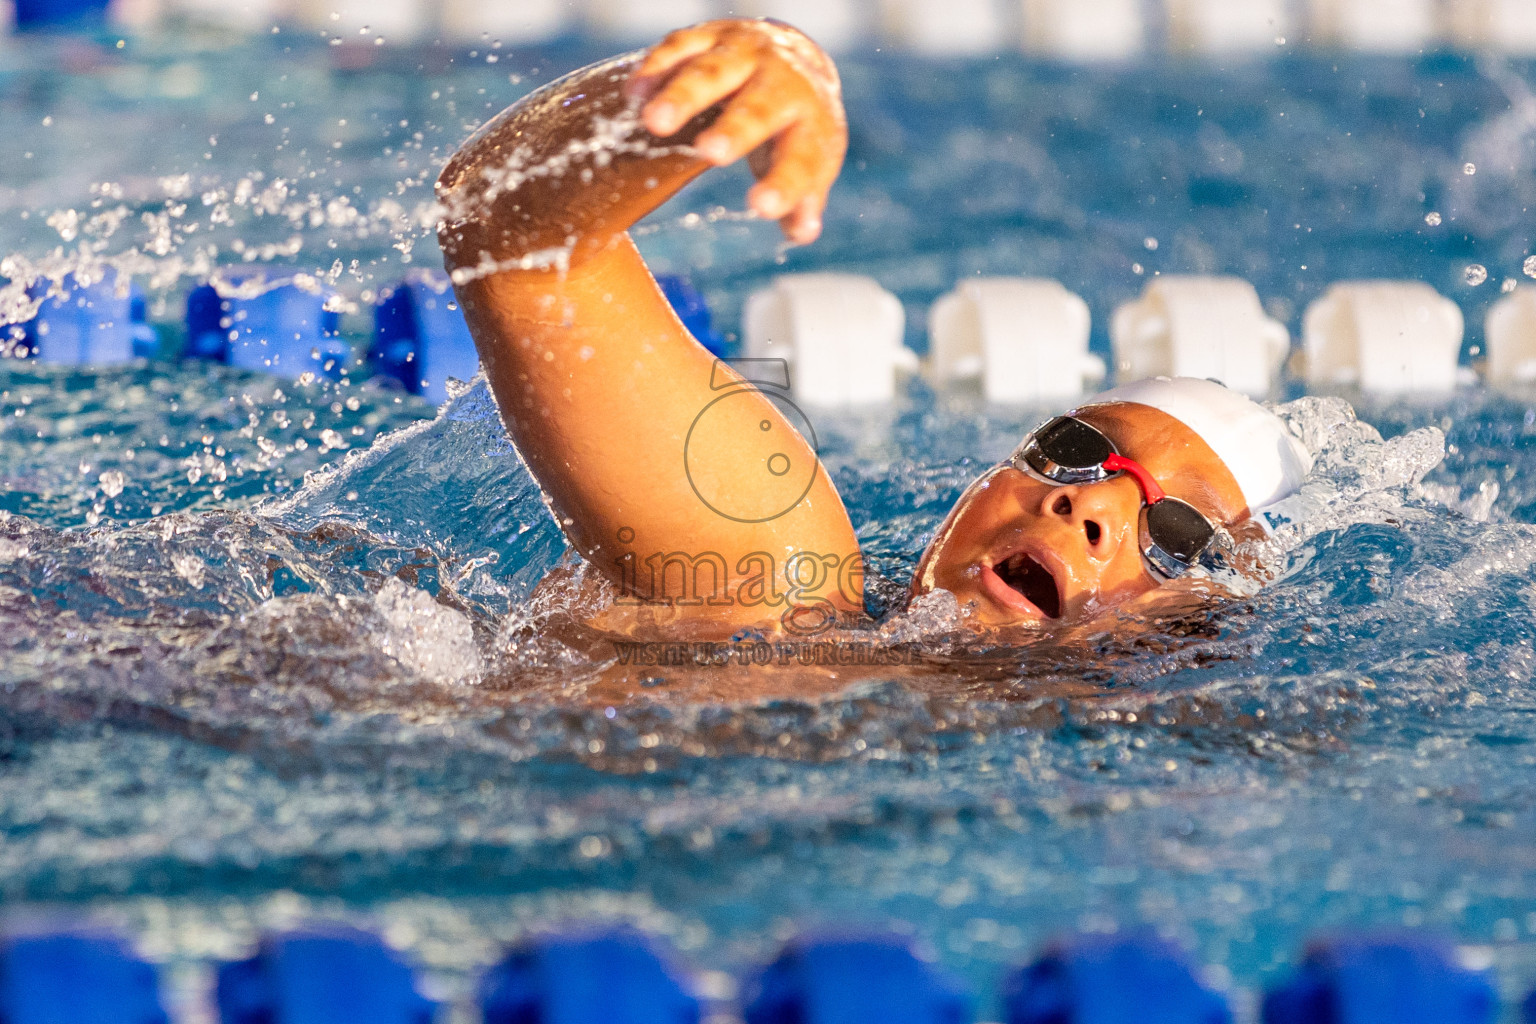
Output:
top-left (5, 38), bottom-right (1536, 1006)
top-left (1248, 395), bottom-right (1446, 565)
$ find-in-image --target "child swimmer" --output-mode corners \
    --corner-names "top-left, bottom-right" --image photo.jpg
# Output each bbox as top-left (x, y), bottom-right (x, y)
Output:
top-left (435, 18), bottom-right (1312, 640)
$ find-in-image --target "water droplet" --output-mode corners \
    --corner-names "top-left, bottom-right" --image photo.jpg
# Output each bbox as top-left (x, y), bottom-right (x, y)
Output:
top-left (1525, 255), bottom-right (1536, 279)
top-left (1144, 237), bottom-right (1159, 251)
top-left (1465, 264), bottom-right (1488, 286)
top-left (1425, 211), bottom-right (1441, 226)
top-left (1464, 162), bottom-right (1477, 175)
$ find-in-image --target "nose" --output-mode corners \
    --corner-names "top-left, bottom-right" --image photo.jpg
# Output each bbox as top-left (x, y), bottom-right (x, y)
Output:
top-left (1040, 482), bottom-right (1134, 559)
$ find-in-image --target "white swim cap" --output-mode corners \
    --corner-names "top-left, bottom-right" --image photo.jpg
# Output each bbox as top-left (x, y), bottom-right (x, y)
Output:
top-left (1078, 376), bottom-right (1312, 511)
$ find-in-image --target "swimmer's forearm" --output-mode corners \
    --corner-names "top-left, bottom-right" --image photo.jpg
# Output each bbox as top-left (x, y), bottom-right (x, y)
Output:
top-left (435, 54), bottom-right (717, 273)
top-left (432, 24), bottom-right (862, 632)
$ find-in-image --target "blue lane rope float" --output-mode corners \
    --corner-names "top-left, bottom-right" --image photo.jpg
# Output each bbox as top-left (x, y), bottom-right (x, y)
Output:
top-left (368, 272), bottom-right (722, 402)
top-left (2, 922), bottom-right (1535, 1022)
top-left (370, 271), bottom-right (480, 405)
top-left (215, 927), bottom-right (435, 1024)
top-left (1262, 935), bottom-right (1497, 1024)
top-left (1003, 933), bottom-right (1232, 1024)
top-left (11, 0), bottom-right (109, 30)
top-left (0, 931), bottom-right (168, 1024)
top-left (184, 275), bottom-right (349, 380)
top-left (10, 272), bottom-right (157, 365)
top-left (656, 274), bottom-right (727, 356)
top-left (743, 934), bottom-right (972, 1024)
top-left (479, 929), bottom-right (701, 1024)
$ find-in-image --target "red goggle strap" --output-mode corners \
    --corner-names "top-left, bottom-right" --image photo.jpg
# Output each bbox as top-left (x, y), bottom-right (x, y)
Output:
top-left (1102, 453), bottom-right (1167, 505)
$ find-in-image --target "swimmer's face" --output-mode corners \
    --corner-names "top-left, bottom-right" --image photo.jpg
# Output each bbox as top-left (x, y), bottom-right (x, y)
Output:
top-left (911, 403), bottom-right (1251, 627)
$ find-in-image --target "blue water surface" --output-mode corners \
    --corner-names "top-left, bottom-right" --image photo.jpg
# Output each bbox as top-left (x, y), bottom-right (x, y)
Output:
top-left (2, 28), bottom-right (1536, 1019)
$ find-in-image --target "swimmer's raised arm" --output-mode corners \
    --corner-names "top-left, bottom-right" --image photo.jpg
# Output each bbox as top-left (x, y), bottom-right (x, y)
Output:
top-left (436, 20), bottom-right (861, 633)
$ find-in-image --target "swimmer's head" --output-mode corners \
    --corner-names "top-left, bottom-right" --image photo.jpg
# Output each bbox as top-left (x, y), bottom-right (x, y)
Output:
top-left (911, 376), bottom-right (1312, 628)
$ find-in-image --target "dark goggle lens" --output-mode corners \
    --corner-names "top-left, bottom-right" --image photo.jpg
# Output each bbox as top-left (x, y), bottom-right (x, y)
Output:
top-left (1144, 498), bottom-right (1215, 565)
top-left (1014, 416), bottom-right (1219, 579)
top-left (1023, 417), bottom-right (1116, 477)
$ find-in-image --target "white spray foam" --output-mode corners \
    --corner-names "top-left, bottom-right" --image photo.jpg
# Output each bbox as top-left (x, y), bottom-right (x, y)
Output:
top-left (371, 577), bottom-right (483, 684)
top-left (1405, 522), bottom-right (1536, 618)
top-left (877, 587), bottom-right (965, 644)
top-left (1242, 396), bottom-right (1447, 570)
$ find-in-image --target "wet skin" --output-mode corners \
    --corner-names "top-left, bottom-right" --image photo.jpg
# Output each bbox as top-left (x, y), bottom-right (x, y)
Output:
top-left (439, 18), bottom-right (1257, 637)
top-left (912, 402), bottom-right (1253, 628)
top-left (437, 20), bottom-right (862, 636)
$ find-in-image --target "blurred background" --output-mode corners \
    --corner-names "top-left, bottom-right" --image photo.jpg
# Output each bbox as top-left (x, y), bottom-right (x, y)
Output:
top-left (4, 0), bottom-right (1536, 58)
top-left (4, 3), bottom-right (1536, 1024)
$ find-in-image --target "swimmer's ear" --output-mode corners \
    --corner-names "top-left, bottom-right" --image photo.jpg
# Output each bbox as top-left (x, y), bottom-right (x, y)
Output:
top-left (1227, 514), bottom-right (1268, 547)
top-left (1213, 515), bottom-right (1279, 587)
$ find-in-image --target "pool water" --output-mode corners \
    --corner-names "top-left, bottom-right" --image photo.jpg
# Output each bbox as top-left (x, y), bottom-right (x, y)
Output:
top-left (5, 27), bottom-right (1536, 1019)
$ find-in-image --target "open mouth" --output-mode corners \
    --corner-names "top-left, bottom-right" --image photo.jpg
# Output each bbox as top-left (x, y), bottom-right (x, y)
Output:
top-left (991, 551), bottom-right (1062, 619)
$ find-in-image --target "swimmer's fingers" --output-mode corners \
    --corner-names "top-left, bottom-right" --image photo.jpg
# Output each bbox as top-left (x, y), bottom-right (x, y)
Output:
top-left (693, 78), bottom-right (801, 165)
top-left (629, 19), bottom-right (844, 242)
top-left (628, 24), bottom-right (721, 101)
top-left (748, 119), bottom-right (843, 244)
top-left (639, 34), bottom-right (760, 137)
top-left (780, 193), bottom-right (830, 246)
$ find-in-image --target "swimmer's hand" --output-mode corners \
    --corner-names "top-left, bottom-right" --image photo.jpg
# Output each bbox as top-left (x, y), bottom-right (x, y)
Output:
top-left (627, 19), bottom-right (847, 245)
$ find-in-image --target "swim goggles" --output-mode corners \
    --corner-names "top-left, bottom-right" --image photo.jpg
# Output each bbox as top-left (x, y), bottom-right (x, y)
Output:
top-left (1007, 415), bottom-right (1217, 579)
